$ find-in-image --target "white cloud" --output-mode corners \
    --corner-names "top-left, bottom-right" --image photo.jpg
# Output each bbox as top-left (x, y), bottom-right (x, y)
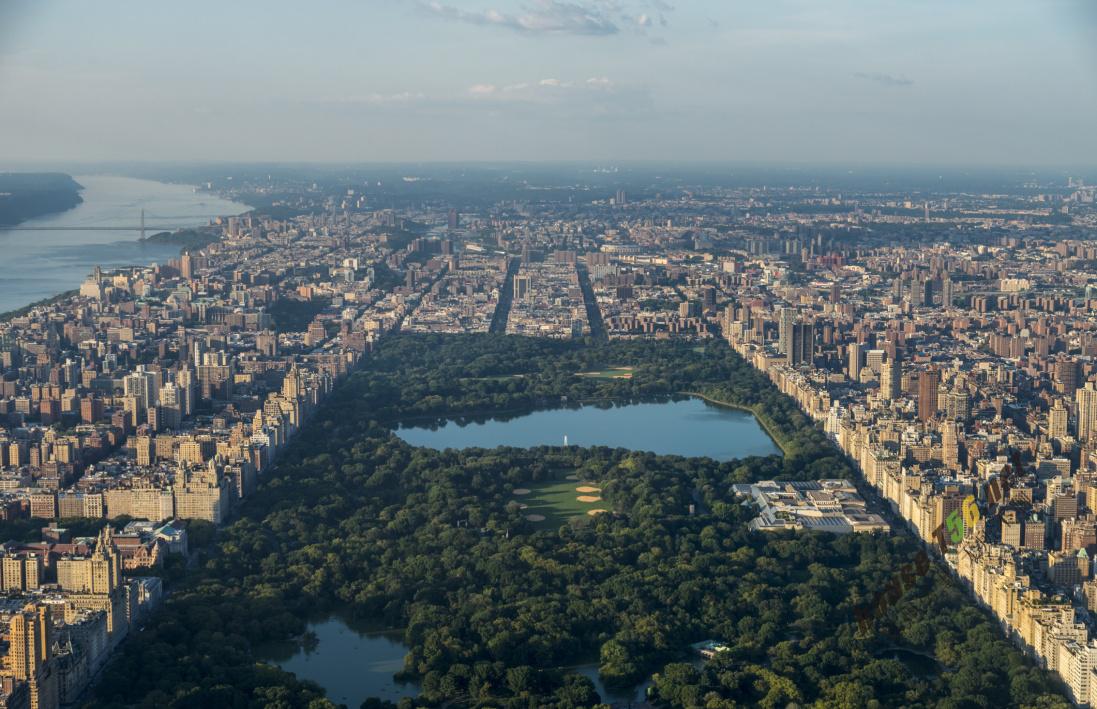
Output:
top-left (419, 0), bottom-right (620, 36)
top-left (414, 0), bottom-right (673, 38)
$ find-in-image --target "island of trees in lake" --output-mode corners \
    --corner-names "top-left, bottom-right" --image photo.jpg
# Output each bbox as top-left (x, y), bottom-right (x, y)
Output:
top-left (86, 335), bottom-right (1071, 709)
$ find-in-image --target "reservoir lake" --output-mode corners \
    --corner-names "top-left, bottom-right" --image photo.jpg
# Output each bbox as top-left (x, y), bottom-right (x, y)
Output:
top-left (396, 396), bottom-right (782, 461)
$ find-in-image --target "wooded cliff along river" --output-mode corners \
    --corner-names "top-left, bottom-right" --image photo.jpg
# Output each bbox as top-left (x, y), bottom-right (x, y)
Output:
top-left (0, 175), bottom-right (248, 313)
top-left (396, 397), bottom-right (782, 461)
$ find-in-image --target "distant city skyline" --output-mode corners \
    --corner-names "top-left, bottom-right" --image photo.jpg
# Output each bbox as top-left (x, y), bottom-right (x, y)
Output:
top-left (1, 0), bottom-right (1096, 166)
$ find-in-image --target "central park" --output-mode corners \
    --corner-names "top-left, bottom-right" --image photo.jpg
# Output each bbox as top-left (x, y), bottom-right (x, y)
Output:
top-left (85, 334), bottom-right (1071, 709)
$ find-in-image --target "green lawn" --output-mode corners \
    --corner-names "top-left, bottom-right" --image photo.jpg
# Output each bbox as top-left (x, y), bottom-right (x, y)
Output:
top-left (511, 476), bottom-right (606, 528)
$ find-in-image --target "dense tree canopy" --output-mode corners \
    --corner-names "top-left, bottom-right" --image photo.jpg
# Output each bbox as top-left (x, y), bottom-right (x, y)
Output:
top-left (87, 335), bottom-right (1070, 708)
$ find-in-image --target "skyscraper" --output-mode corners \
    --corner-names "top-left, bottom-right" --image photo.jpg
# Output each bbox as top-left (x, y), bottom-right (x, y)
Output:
top-left (946, 389), bottom-right (971, 422)
top-left (1057, 357), bottom-right (1081, 398)
top-left (1024, 515), bottom-right (1047, 550)
top-left (1050, 398), bottom-right (1069, 439)
top-left (918, 277), bottom-right (933, 307)
top-left (880, 358), bottom-right (901, 401)
top-left (790, 321), bottom-right (814, 366)
top-left (942, 420), bottom-right (961, 470)
top-left (778, 307), bottom-right (795, 359)
top-left (513, 275), bottom-right (532, 301)
top-left (175, 367), bottom-right (196, 418)
top-left (9, 603), bottom-right (56, 709)
top-left (848, 342), bottom-right (863, 382)
top-left (1002, 510), bottom-right (1023, 547)
top-left (1076, 382), bottom-right (1097, 442)
top-left (918, 368), bottom-right (940, 422)
top-left (123, 365), bottom-right (159, 413)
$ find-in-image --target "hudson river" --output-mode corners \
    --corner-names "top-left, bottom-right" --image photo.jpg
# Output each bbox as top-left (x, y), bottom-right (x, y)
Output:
top-left (0, 175), bottom-right (248, 313)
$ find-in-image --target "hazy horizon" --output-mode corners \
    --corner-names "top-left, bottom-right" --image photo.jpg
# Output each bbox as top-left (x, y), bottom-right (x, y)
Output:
top-left (2, 0), bottom-right (1096, 166)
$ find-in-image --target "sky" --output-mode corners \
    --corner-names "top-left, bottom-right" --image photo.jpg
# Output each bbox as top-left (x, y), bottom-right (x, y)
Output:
top-left (0, 0), bottom-right (1095, 166)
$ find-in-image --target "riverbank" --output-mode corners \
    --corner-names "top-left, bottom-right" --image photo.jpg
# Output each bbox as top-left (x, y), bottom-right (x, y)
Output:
top-left (0, 174), bottom-right (249, 313)
top-left (138, 226), bottom-right (221, 251)
top-left (0, 289), bottom-right (78, 323)
top-left (0, 172), bottom-right (83, 226)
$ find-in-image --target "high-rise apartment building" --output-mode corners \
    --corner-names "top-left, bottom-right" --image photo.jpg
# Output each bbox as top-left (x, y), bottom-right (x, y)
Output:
top-left (9, 603), bottom-right (57, 709)
top-left (55, 527), bottom-right (122, 596)
top-left (790, 321), bottom-right (814, 366)
top-left (941, 275), bottom-right (954, 307)
top-left (866, 349), bottom-right (885, 374)
top-left (175, 367), bottom-right (196, 417)
top-left (1024, 515), bottom-right (1047, 550)
top-left (880, 358), bottom-right (901, 401)
top-left (1002, 510), bottom-right (1023, 547)
top-left (1, 553), bottom-right (42, 592)
top-left (135, 436), bottom-right (153, 467)
top-left (1058, 358), bottom-right (1082, 397)
top-left (778, 307), bottom-right (795, 359)
top-left (918, 368), bottom-right (940, 422)
top-left (1050, 398), bottom-right (1070, 439)
top-left (942, 421), bottom-right (961, 470)
top-left (123, 366), bottom-right (159, 413)
top-left (1077, 382), bottom-right (1097, 442)
top-left (946, 389), bottom-right (971, 422)
top-left (848, 342), bottom-right (863, 381)
top-left (776, 309), bottom-right (812, 366)
top-left (513, 275), bottom-right (532, 301)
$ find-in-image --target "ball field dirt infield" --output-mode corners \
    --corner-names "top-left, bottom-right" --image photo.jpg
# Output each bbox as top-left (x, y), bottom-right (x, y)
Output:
top-left (512, 477), bottom-right (610, 527)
